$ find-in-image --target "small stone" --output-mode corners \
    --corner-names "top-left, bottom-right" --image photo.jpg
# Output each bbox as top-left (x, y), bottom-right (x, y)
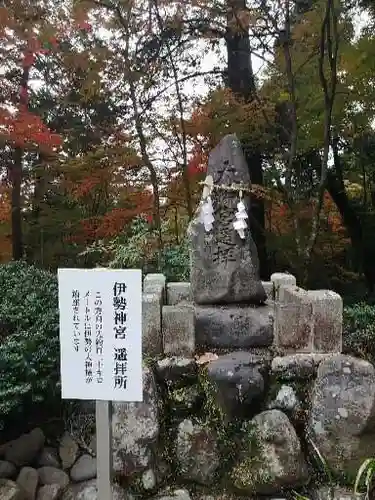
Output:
top-left (61, 479), bottom-right (134, 500)
top-left (142, 292), bottom-right (162, 356)
top-left (176, 419), bottom-right (220, 484)
top-left (141, 469), bottom-right (156, 491)
top-left (16, 467), bottom-right (39, 500)
top-left (155, 357), bottom-right (197, 385)
top-left (5, 429), bottom-right (45, 467)
top-left (0, 479), bottom-right (25, 500)
top-left (38, 467), bottom-right (70, 488)
top-left (37, 448), bottom-right (60, 469)
top-left (70, 454), bottom-right (97, 482)
top-left (230, 410), bottom-right (308, 494)
top-left (36, 484), bottom-right (64, 500)
top-left (271, 354), bottom-right (331, 380)
top-left (143, 273), bottom-right (166, 303)
top-left (271, 273), bottom-right (297, 300)
top-left (205, 351), bottom-right (266, 422)
top-left (59, 433), bottom-right (78, 470)
top-left (0, 461), bottom-right (17, 479)
top-left (167, 283), bottom-right (191, 305)
top-left (195, 304), bottom-right (273, 349)
top-left (155, 489), bottom-right (192, 500)
top-left (273, 385), bottom-right (300, 412)
top-left (162, 305), bottom-right (195, 356)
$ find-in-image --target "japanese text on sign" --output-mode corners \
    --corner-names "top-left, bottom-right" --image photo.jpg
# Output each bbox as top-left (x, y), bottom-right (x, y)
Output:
top-left (58, 269), bottom-right (142, 402)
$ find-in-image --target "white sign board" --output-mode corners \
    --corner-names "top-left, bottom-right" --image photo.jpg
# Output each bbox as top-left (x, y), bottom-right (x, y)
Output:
top-left (58, 268), bottom-right (142, 402)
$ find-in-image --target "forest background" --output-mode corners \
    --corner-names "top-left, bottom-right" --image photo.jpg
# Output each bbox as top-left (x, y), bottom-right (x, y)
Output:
top-left (2, 0), bottom-right (375, 303)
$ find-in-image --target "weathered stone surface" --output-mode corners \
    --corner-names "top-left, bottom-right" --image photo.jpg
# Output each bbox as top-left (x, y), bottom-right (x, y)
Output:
top-left (0, 479), bottom-right (26, 500)
top-left (36, 484), bottom-right (64, 500)
top-left (37, 448), bottom-right (60, 469)
top-left (176, 419), bottom-right (219, 484)
top-left (307, 354), bottom-right (375, 478)
top-left (162, 305), bottom-right (195, 356)
top-left (230, 410), bottom-right (308, 494)
top-left (261, 281), bottom-right (274, 300)
top-left (38, 467), bottom-right (69, 488)
top-left (59, 433), bottom-right (78, 470)
top-left (154, 489), bottom-right (191, 500)
top-left (61, 479), bottom-right (133, 500)
top-left (188, 134), bottom-right (266, 305)
top-left (112, 366), bottom-right (160, 476)
top-left (269, 385), bottom-right (301, 413)
top-left (0, 461), bottom-right (17, 479)
top-left (311, 486), bottom-right (365, 500)
top-left (155, 357), bottom-right (197, 386)
top-left (195, 304), bottom-right (273, 349)
top-left (143, 274), bottom-right (166, 304)
top-left (271, 273), bottom-right (297, 300)
top-left (16, 467), bottom-right (38, 500)
top-left (274, 286), bottom-right (313, 352)
top-left (142, 293), bottom-right (162, 356)
top-left (169, 386), bottom-right (202, 418)
top-left (204, 351), bottom-right (267, 422)
top-left (271, 354), bottom-right (331, 380)
top-left (309, 290), bottom-right (342, 353)
top-left (70, 454), bottom-right (96, 482)
top-left (5, 429), bottom-right (45, 468)
top-left (167, 283), bottom-right (191, 306)
top-left (311, 486), bottom-right (366, 500)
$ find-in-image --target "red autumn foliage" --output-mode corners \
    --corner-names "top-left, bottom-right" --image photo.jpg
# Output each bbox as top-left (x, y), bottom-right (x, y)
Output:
top-left (0, 107), bottom-right (61, 152)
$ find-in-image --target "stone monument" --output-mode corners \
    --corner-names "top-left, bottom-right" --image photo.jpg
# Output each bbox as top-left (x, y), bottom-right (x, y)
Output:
top-left (188, 133), bottom-right (266, 305)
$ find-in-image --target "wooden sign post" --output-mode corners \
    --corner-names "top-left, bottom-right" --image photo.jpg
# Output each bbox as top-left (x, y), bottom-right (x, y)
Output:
top-left (58, 269), bottom-right (143, 499)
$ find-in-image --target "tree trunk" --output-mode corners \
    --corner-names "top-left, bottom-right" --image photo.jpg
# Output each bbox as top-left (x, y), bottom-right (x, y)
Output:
top-left (226, 0), bottom-right (269, 278)
top-left (327, 147), bottom-right (375, 292)
top-left (11, 147), bottom-right (23, 260)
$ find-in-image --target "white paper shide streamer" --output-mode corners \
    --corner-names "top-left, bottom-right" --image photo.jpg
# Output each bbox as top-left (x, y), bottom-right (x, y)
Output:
top-left (233, 196), bottom-right (248, 239)
top-left (200, 195), bottom-right (215, 232)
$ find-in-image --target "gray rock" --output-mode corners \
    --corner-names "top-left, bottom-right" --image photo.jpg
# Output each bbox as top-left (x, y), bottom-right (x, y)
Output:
top-left (59, 433), bottom-right (78, 470)
top-left (38, 467), bottom-right (69, 489)
top-left (204, 351), bottom-right (266, 422)
top-left (155, 489), bottom-right (191, 500)
top-left (141, 469), bottom-right (156, 491)
top-left (271, 354), bottom-right (331, 380)
top-left (37, 448), bottom-right (60, 469)
top-left (36, 484), bottom-right (64, 500)
top-left (176, 419), bottom-right (219, 484)
top-left (70, 455), bottom-right (97, 482)
top-left (162, 305), bottom-right (195, 356)
top-left (17, 467), bottom-right (38, 500)
top-left (307, 354), bottom-right (375, 477)
top-left (167, 283), bottom-right (191, 305)
top-left (0, 479), bottom-right (26, 500)
top-left (311, 486), bottom-right (366, 500)
top-left (142, 292), bottom-right (163, 357)
top-left (0, 461), bottom-right (17, 479)
top-left (112, 366), bottom-right (160, 476)
top-left (169, 385), bottom-right (202, 418)
top-left (5, 429), bottom-right (45, 467)
top-left (155, 357), bottom-right (197, 386)
top-left (61, 479), bottom-right (133, 500)
top-left (188, 134), bottom-right (266, 305)
top-left (143, 273), bottom-right (166, 304)
top-left (271, 273), bottom-right (297, 300)
top-left (195, 304), bottom-right (273, 349)
top-left (272, 385), bottom-right (301, 413)
top-left (230, 409), bottom-right (308, 494)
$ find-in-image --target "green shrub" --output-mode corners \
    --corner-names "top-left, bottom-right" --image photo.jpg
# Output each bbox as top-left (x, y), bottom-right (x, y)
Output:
top-left (0, 261), bottom-right (60, 429)
top-left (343, 302), bottom-right (375, 364)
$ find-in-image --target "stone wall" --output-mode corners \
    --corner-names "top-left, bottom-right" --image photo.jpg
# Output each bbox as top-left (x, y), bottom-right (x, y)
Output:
top-left (143, 272), bottom-right (343, 357)
top-left (1, 273), bottom-right (366, 500)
